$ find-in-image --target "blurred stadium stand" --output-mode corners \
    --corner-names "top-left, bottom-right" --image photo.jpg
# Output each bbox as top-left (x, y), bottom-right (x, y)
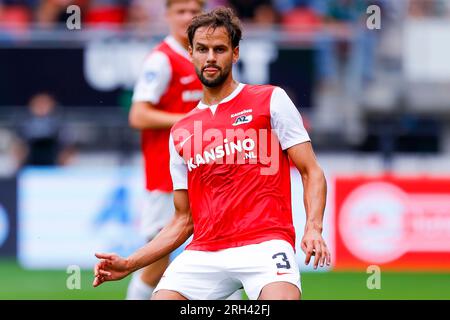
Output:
top-left (0, 1), bottom-right (450, 297)
top-left (0, 0), bottom-right (449, 176)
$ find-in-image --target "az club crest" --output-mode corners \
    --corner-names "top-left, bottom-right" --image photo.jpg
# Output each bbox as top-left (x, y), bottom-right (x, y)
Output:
top-left (232, 115), bottom-right (253, 126)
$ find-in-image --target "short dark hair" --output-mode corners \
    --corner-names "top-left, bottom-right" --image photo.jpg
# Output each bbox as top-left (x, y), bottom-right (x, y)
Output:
top-left (187, 7), bottom-right (242, 49)
top-left (166, 0), bottom-right (205, 8)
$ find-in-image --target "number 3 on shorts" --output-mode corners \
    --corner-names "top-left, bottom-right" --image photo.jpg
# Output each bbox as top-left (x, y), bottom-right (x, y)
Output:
top-left (272, 252), bottom-right (291, 270)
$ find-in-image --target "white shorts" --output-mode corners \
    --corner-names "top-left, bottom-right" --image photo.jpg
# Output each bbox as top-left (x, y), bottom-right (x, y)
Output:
top-left (139, 191), bottom-right (174, 240)
top-left (154, 239), bottom-right (301, 300)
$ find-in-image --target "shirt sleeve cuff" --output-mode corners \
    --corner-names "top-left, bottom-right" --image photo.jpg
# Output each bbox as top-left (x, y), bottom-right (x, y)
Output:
top-left (173, 183), bottom-right (188, 190)
top-left (131, 94), bottom-right (160, 104)
top-left (281, 137), bottom-right (311, 150)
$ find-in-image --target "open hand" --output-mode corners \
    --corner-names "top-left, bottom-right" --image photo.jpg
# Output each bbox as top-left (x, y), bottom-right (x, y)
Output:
top-left (93, 253), bottom-right (132, 287)
top-left (300, 228), bottom-right (331, 269)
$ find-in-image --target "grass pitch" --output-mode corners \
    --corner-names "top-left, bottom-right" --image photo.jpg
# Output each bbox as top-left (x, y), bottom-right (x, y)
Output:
top-left (0, 259), bottom-right (449, 300)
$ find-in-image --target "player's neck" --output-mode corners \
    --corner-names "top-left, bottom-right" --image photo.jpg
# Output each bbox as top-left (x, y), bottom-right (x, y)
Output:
top-left (171, 34), bottom-right (189, 51)
top-left (202, 77), bottom-right (239, 106)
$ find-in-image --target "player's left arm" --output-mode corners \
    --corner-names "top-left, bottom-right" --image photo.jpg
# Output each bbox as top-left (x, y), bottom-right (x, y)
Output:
top-left (270, 86), bottom-right (330, 269)
top-left (287, 143), bottom-right (331, 269)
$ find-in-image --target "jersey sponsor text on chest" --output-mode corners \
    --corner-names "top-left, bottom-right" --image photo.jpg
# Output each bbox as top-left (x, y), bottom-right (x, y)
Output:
top-left (186, 138), bottom-right (257, 171)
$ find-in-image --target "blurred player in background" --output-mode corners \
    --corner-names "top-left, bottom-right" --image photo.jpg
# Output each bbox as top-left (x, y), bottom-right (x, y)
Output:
top-left (126, 0), bottom-right (204, 300)
top-left (15, 93), bottom-right (76, 167)
top-left (94, 7), bottom-right (330, 300)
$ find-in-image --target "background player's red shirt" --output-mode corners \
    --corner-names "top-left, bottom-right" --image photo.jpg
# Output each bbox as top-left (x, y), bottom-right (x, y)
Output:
top-left (170, 84), bottom-right (311, 251)
top-left (133, 37), bottom-right (203, 192)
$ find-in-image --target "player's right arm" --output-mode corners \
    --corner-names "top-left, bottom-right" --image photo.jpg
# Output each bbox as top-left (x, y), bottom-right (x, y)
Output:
top-left (129, 102), bottom-right (185, 130)
top-left (128, 51), bottom-right (185, 130)
top-left (93, 134), bottom-right (191, 288)
top-left (93, 190), bottom-right (192, 287)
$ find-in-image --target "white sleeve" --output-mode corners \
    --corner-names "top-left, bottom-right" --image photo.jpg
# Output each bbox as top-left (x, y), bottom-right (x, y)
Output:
top-left (169, 134), bottom-right (188, 190)
top-left (132, 51), bottom-right (171, 104)
top-left (270, 87), bottom-right (311, 150)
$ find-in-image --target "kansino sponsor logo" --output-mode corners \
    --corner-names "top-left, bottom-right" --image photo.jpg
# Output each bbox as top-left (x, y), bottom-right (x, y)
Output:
top-left (231, 109), bottom-right (252, 118)
top-left (187, 138), bottom-right (256, 171)
top-left (338, 182), bottom-right (450, 264)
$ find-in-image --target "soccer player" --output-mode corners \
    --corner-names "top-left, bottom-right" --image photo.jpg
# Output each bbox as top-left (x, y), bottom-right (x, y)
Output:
top-left (94, 7), bottom-right (330, 300)
top-left (126, 0), bottom-right (204, 300)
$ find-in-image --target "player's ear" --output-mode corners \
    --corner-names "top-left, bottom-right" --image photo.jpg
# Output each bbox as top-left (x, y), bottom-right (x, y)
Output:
top-left (232, 46), bottom-right (239, 64)
top-left (188, 45), bottom-right (193, 61)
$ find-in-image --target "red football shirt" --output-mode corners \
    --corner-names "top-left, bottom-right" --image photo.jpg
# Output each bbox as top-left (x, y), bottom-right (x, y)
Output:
top-left (169, 84), bottom-right (311, 251)
top-left (132, 36), bottom-right (203, 192)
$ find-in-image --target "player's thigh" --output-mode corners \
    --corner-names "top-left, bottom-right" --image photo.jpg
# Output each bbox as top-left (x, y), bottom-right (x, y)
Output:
top-left (140, 191), bottom-right (174, 239)
top-left (258, 281), bottom-right (301, 300)
top-left (152, 290), bottom-right (188, 300)
top-left (237, 240), bottom-right (302, 300)
top-left (141, 254), bottom-right (171, 286)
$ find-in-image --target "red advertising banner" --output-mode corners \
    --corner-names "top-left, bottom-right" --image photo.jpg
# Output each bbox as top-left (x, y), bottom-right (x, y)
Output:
top-left (335, 175), bottom-right (450, 271)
